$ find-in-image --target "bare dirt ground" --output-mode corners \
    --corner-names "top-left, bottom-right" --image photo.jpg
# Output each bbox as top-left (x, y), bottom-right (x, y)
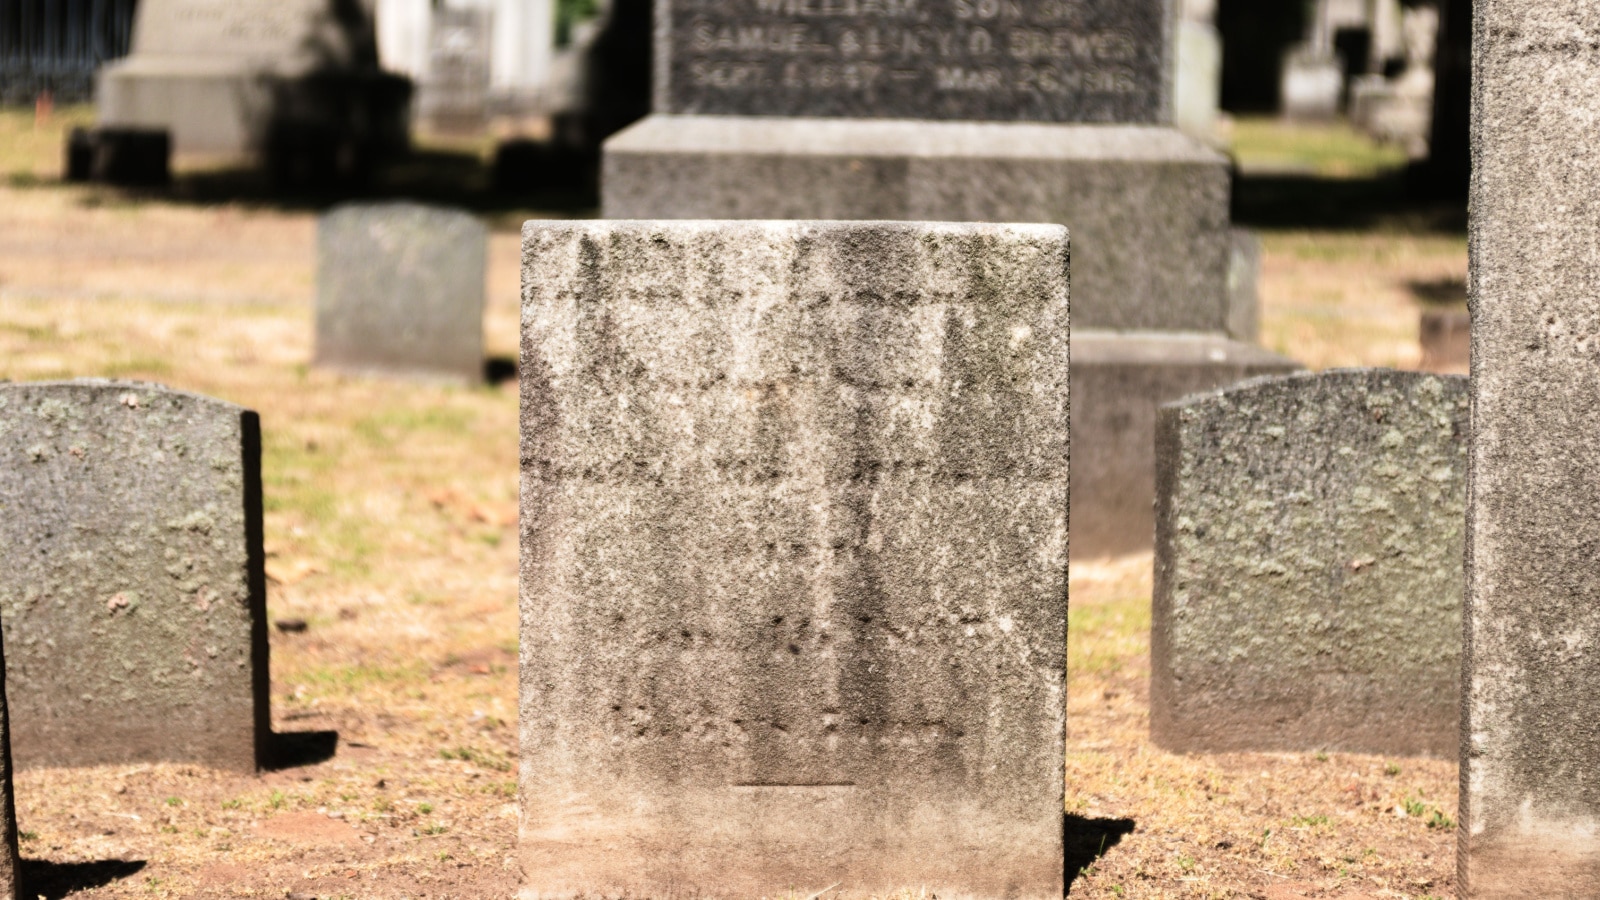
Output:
top-left (0, 110), bottom-right (1465, 899)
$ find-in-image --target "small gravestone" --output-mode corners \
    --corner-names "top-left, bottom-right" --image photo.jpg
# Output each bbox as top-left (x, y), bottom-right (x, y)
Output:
top-left (418, 7), bottom-right (493, 134)
top-left (1463, 0), bottom-right (1600, 889)
top-left (315, 203), bottom-right (487, 384)
top-left (1152, 369), bottom-right (1467, 758)
top-left (0, 381), bottom-right (268, 772)
top-left (519, 220), bottom-right (1068, 898)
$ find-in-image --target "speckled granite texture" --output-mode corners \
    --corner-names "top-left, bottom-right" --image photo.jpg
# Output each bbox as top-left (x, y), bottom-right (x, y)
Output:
top-left (0, 381), bottom-right (267, 772)
top-left (1463, 1), bottom-right (1600, 893)
top-left (517, 221), bottom-right (1067, 899)
top-left (1152, 369), bottom-right (1466, 758)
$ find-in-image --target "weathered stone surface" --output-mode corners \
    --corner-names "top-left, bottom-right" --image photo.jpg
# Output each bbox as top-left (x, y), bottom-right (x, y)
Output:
top-left (1070, 331), bottom-right (1299, 557)
top-left (0, 381), bottom-right (268, 772)
top-left (1463, 2), bottom-right (1600, 892)
top-left (315, 203), bottom-right (486, 383)
top-left (518, 220), bottom-right (1067, 898)
top-left (604, 117), bottom-right (1231, 332)
top-left (660, 0), bottom-right (1170, 123)
top-left (1151, 369), bottom-right (1466, 757)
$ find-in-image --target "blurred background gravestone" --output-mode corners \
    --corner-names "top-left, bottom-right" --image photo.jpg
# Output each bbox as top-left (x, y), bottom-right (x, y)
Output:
top-left (1152, 369), bottom-right (1466, 758)
top-left (315, 202), bottom-right (486, 383)
top-left (0, 380), bottom-right (269, 773)
top-left (417, 6), bottom-right (493, 135)
top-left (519, 220), bottom-right (1067, 898)
top-left (93, 0), bottom-right (411, 185)
top-left (600, 0), bottom-right (1299, 557)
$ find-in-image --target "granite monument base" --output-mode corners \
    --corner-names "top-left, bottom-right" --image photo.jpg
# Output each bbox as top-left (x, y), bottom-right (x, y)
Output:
top-left (602, 116), bottom-right (1237, 333)
top-left (1071, 331), bottom-right (1300, 558)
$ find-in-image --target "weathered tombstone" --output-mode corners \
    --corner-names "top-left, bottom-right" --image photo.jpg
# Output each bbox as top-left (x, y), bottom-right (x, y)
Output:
top-left (598, 0), bottom-right (1297, 557)
top-left (1462, 0), bottom-right (1600, 891)
top-left (1151, 369), bottom-right (1466, 757)
top-left (418, 7), bottom-right (493, 134)
top-left (519, 220), bottom-right (1068, 898)
top-left (0, 381), bottom-right (268, 772)
top-left (315, 203), bottom-right (487, 384)
top-left (95, 0), bottom-right (410, 163)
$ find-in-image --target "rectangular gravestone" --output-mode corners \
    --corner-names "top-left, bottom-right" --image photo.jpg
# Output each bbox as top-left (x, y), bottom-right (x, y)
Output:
top-left (0, 381), bottom-right (268, 772)
top-left (662, 0), bottom-right (1170, 122)
top-left (602, 0), bottom-right (1296, 556)
top-left (419, 6), bottom-right (493, 134)
top-left (1151, 369), bottom-right (1466, 758)
top-left (518, 220), bottom-right (1068, 898)
top-left (1463, 1), bottom-right (1600, 892)
top-left (315, 203), bottom-right (487, 384)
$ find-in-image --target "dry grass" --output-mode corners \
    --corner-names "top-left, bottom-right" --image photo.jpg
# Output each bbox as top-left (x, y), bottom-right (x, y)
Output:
top-left (0, 107), bottom-right (1467, 898)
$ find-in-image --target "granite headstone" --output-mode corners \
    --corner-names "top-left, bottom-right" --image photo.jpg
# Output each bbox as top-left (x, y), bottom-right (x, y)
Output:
top-left (1152, 369), bottom-right (1466, 757)
top-left (661, 0), bottom-right (1170, 122)
top-left (315, 203), bottom-right (487, 384)
top-left (1462, 0), bottom-right (1600, 891)
top-left (518, 220), bottom-right (1068, 898)
top-left (0, 381), bottom-right (268, 772)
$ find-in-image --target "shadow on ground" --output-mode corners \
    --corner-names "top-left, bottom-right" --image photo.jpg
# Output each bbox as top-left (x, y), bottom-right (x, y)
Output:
top-left (1065, 813), bottom-right (1137, 890)
top-left (484, 355), bottom-right (518, 385)
top-left (1232, 167), bottom-right (1466, 233)
top-left (265, 729), bottom-right (339, 770)
top-left (191, 146), bottom-right (597, 218)
top-left (53, 146), bottom-right (598, 227)
top-left (22, 858), bottom-right (146, 899)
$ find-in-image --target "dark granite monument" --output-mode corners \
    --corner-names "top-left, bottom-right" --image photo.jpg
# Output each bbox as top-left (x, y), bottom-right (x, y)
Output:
top-left (0, 381), bottom-right (268, 773)
top-left (662, 0), bottom-right (1170, 122)
top-left (1152, 369), bottom-right (1466, 758)
top-left (315, 203), bottom-right (487, 384)
top-left (601, 0), bottom-right (1295, 556)
top-left (518, 220), bottom-right (1067, 898)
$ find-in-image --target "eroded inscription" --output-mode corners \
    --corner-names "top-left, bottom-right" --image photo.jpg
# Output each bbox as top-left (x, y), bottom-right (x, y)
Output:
top-left (664, 0), bottom-right (1168, 121)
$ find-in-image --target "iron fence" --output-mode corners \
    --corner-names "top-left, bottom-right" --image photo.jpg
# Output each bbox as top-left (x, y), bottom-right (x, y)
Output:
top-left (0, 0), bottom-right (139, 104)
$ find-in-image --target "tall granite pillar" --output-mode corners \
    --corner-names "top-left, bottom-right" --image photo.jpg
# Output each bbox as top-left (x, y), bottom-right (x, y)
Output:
top-left (598, 0), bottom-right (1298, 556)
top-left (1462, 1), bottom-right (1600, 893)
top-left (518, 221), bottom-right (1068, 898)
